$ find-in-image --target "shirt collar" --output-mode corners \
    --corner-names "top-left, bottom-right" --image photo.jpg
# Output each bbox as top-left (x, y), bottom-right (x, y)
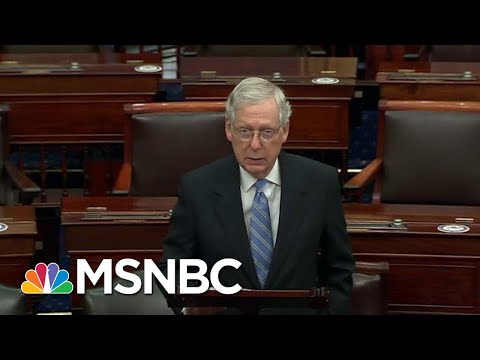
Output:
top-left (240, 158), bottom-right (281, 192)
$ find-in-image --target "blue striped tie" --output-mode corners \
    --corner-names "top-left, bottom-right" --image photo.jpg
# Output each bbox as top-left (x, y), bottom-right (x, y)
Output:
top-left (249, 179), bottom-right (273, 288)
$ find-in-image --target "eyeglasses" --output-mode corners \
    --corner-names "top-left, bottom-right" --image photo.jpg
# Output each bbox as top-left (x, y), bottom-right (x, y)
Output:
top-left (232, 125), bottom-right (281, 142)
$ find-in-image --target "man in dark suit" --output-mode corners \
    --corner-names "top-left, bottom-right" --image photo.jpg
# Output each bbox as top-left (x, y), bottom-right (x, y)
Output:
top-left (157, 77), bottom-right (354, 314)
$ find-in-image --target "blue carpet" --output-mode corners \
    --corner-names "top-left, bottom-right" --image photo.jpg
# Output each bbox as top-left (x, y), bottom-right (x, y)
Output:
top-left (35, 226), bottom-right (72, 313)
top-left (348, 110), bottom-right (378, 169)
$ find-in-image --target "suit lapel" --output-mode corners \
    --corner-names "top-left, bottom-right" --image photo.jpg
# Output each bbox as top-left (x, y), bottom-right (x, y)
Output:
top-left (265, 151), bottom-right (309, 288)
top-left (213, 156), bottom-right (260, 288)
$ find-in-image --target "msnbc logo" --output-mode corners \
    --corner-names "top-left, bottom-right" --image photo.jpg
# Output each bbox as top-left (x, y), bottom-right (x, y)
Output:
top-left (21, 263), bottom-right (74, 294)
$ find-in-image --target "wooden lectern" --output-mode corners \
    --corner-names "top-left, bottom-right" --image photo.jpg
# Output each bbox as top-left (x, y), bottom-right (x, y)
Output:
top-left (168, 287), bottom-right (330, 315)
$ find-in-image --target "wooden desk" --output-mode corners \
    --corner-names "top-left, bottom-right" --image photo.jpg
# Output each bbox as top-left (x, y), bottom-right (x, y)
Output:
top-left (0, 206), bottom-right (37, 286)
top-left (63, 197), bottom-right (480, 314)
top-left (0, 64), bottom-right (168, 143)
top-left (180, 57), bottom-right (358, 181)
top-left (345, 203), bottom-right (480, 314)
top-left (0, 64), bottom-right (180, 202)
top-left (377, 62), bottom-right (480, 101)
top-left (62, 196), bottom-right (176, 257)
top-left (61, 196), bottom-right (176, 310)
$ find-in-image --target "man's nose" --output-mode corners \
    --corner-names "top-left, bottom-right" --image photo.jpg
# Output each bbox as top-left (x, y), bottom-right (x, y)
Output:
top-left (249, 133), bottom-right (262, 150)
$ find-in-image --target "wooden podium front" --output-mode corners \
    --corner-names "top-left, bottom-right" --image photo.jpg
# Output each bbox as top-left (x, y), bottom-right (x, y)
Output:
top-left (61, 196), bottom-right (177, 310)
top-left (180, 57), bottom-right (358, 180)
top-left (345, 203), bottom-right (480, 314)
top-left (171, 288), bottom-right (330, 315)
top-left (0, 206), bottom-right (37, 287)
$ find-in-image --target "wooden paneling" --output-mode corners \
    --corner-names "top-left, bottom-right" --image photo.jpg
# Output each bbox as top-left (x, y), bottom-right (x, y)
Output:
top-left (6, 97), bottom-right (145, 144)
top-left (286, 100), bottom-right (348, 149)
top-left (0, 72), bottom-right (160, 95)
top-left (388, 261), bottom-right (475, 307)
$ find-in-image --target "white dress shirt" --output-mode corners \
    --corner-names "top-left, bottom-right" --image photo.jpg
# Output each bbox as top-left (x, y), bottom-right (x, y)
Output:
top-left (239, 159), bottom-right (281, 244)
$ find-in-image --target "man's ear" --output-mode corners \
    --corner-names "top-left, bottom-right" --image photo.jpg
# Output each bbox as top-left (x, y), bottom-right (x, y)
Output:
top-left (225, 118), bottom-right (233, 142)
top-left (281, 122), bottom-right (290, 144)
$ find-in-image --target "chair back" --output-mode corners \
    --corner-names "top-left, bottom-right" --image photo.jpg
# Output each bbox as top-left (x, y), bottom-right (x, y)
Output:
top-left (124, 101), bottom-right (232, 196)
top-left (0, 283), bottom-right (26, 315)
top-left (0, 103), bottom-right (40, 205)
top-left (350, 261), bottom-right (389, 315)
top-left (83, 270), bottom-right (175, 315)
top-left (0, 105), bottom-right (8, 204)
top-left (0, 104), bottom-right (7, 171)
top-left (377, 100), bottom-right (480, 205)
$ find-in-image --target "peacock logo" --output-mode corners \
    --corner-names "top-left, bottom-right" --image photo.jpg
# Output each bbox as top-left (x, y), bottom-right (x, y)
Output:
top-left (21, 263), bottom-right (74, 294)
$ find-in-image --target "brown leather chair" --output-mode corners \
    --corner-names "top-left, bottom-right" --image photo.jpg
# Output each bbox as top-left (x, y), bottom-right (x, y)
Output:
top-left (82, 270), bottom-right (174, 315)
top-left (0, 283), bottom-right (26, 315)
top-left (350, 261), bottom-right (389, 315)
top-left (344, 100), bottom-right (480, 205)
top-left (0, 104), bottom-right (40, 205)
top-left (113, 101), bottom-right (232, 196)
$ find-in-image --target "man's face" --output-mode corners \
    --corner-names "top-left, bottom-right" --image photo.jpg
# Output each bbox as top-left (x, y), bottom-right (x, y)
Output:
top-left (225, 97), bottom-right (289, 179)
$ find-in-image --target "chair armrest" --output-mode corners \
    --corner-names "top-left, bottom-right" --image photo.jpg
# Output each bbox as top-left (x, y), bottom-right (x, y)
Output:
top-left (344, 158), bottom-right (383, 201)
top-left (305, 45), bottom-right (327, 56)
top-left (112, 163), bottom-right (132, 195)
top-left (183, 306), bottom-right (225, 315)
top-left (352, 261), bottom-right (390, 315)
top-left (403, 45), bottom-right (429, 61)
top-left (4, 162), bottom-right (41, 205)
top-left (355, 261), bottom-right (389, 275)
top-left (403, 53), bottom-right (420, 61)
top-left (344, 158), bottom-right (382, 190)
top-left (180, 45), bottom-right (199, 57)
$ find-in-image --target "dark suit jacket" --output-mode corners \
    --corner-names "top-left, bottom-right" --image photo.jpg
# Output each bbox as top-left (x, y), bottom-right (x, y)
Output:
top-left (158, 151), bottom-right (354, 314)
